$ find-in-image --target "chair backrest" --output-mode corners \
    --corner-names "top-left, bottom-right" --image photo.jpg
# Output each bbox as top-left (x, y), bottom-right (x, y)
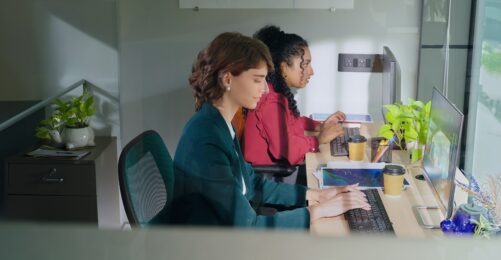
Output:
top-left (118, 130), bottom-right (174, 227)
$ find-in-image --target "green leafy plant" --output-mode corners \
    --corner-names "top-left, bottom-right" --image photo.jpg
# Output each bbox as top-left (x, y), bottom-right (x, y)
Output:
top-left (378, 99), bottom-right (431, 162)
top-left (472, 215), bottom-right (500, 239)
top-left (35, 90), bottom-right (96, 141)
top-left (482, 43), bottom-right (501, 74)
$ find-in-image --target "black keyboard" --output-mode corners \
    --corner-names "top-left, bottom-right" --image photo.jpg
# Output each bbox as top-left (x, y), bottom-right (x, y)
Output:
top-left (344, 189), bottom-right (395, 234)
top-left (330, 127), bottom-right (361, 156)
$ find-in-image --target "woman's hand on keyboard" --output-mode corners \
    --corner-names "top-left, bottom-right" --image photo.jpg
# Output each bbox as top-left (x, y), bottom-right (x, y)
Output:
top-left (317, 123), bottom-right (344, 144)
top-left (308, 190), bottom-right (371, 220)
top-left (317, 184), bottom-right (362, 203)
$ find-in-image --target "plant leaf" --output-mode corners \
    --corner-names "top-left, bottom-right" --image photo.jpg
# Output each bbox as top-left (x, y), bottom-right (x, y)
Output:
top-left (411, 148), bottom-right (422, 162)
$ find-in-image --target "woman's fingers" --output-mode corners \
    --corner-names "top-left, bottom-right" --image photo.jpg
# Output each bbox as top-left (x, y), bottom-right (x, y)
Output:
top-left (318, 192), bottom-right (371, 217)
top-left (318, 124), bottom-right (344, 144)
top-left (342, 200), bottom-right (371, 212)
top-left (333, 111), bottom-right (346, 121)
top-left (339, 192), bottom-right (370, 209)
top-left (337, 184), bottom-right (363, 194)
top-left (325, 123), bottom-right (344, 138)
top-left (318, 184), bottom-right (365, 203)
top-left (324, 111), bottom-right (345, 124)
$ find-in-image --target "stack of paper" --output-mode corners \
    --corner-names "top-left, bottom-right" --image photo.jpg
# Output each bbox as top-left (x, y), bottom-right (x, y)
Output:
top-left (27, 148), bottom-right (90, 160)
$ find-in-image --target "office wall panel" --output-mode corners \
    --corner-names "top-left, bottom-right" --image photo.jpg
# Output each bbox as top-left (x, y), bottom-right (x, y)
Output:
top-left (119, 0), bottom-right (422, 152)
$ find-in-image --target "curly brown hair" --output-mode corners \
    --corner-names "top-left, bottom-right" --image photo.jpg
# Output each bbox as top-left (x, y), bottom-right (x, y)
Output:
top-left (254, 25), bottom-right (308, 117)
top-left (189, 32), bottom-right (274, 111)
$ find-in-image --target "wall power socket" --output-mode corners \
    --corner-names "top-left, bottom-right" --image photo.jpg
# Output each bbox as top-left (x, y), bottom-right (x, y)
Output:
top-left (338, 53), bottom-right (383, 73)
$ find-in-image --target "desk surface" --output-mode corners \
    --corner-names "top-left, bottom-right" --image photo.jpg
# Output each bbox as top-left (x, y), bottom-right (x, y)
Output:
top-left (306, 123), bottom-right (467, 237)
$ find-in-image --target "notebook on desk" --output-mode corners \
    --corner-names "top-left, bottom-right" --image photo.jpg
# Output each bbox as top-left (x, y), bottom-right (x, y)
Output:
top-left (315, 162), bottom-right (409, 190)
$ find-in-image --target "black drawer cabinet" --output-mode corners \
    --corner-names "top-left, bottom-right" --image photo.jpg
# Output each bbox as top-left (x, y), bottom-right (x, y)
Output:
top-left (7, 164), bottom-right (96, 196)
top-left (4, 137), bottom-right (120, 226)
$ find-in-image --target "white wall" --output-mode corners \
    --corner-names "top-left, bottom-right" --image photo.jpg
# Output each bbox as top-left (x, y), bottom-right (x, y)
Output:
top-left (119, 0), bottom-right (422, 153)
top-left (0, 0), bottom-right (120, 138)
top-left (0, 0), bottom-right (422, 156)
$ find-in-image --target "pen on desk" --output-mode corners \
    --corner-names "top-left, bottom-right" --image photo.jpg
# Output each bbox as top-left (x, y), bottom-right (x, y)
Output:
top-left (372, 139), bottom-right (390, 163)
top-left (388, 135), bottom-right (396, 145)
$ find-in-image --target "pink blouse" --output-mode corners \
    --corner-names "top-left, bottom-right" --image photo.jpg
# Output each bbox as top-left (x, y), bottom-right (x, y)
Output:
top-left (243, 85), bottom-right (320, 166)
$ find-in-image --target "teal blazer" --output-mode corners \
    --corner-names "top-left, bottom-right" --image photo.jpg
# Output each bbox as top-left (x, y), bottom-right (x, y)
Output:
top-left (173, 103), bottom-right (310, 229)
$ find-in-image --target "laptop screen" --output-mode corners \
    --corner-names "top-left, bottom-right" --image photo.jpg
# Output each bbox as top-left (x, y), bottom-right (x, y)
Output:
top-left (422, 88), bottom-right (464, 219)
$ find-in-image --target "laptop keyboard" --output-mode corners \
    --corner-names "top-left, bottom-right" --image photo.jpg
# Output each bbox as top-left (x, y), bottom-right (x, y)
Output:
top-left (344, 189), bottom-right (394, 234)
top-left (330, 127), bottom-right (361, 156)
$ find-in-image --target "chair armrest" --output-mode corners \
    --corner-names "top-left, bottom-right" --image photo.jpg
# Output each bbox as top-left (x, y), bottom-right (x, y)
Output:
top-left (252, 164), bottom-right (297, 177)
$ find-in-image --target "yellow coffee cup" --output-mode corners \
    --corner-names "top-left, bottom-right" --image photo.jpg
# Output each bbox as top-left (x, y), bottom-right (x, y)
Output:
top-left (348, 134), bottom-right (367, 161)
top-left (383, 164), bottom-right (406, 195)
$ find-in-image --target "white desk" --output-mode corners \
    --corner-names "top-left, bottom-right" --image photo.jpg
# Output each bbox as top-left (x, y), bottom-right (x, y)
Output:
top-left (306, 124), bottom-right (467, 237)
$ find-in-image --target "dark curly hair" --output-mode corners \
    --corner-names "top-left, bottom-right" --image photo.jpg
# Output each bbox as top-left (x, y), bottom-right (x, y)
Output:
top-left (189, 32), bottom-right (274, 111)
top-left (254, 25), bottom-right (308, 117)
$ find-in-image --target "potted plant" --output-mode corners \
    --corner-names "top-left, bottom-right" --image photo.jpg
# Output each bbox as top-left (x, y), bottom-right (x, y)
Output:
top-left (36, 90), bottom-right (96, 149)
top-left (378, 99), bottom-right (431, 162)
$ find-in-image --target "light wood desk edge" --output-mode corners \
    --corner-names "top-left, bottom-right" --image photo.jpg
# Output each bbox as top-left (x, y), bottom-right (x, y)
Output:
top-left (305, 123), bottom-right (467, 237)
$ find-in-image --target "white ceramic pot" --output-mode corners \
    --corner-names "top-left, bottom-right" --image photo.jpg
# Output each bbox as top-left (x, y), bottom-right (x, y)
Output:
top-left (62, 126), bottom-right (92, 149)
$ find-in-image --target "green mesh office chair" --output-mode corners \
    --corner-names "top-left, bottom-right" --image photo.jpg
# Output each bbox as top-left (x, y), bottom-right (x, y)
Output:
top-left (118, 130), bottom-right (174, 227)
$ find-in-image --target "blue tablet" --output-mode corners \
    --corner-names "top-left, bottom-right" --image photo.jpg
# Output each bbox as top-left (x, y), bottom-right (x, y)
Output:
top-left (344, 113), bottom-right (373, 123)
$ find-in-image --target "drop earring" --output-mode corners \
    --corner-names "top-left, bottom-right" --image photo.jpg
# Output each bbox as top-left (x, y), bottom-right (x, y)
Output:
top-left (226, 87), bottom-right (231, 92)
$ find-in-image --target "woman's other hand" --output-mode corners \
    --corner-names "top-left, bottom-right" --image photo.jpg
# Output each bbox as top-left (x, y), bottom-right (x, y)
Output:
top-left (324, 111), bottom-right (346, 125)
top-left (315, 111), bottom-right (346, 132)
top-left (317, 122), bottom-right (344, 144)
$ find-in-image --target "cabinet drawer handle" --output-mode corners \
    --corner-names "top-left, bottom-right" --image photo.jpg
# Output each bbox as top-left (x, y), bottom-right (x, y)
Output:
top-left (41, 168), bottom-right (64, 184)
top-left (41, 177), bottom-right (64, 183)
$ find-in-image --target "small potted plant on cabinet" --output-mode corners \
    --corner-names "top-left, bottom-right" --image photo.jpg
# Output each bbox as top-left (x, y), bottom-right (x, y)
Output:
top-left (378, 99), bottom-right (431, 162)
top-left (36, 90), bottom-right (96, 149)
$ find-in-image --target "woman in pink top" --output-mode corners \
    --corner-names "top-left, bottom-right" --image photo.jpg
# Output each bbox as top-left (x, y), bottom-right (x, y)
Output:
top-left (243, 25), bottom-right (345, 166)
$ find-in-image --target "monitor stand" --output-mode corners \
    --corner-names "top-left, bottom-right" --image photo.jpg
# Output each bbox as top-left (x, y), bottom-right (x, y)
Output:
top-left (412, 205), bottom-right (442, 229)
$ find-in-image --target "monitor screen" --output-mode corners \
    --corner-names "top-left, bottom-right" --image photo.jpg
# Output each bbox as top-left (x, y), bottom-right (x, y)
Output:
top-left (381, 46), bottom-right (401, 106)
top-left (422, 88), bottom-right (464, 219)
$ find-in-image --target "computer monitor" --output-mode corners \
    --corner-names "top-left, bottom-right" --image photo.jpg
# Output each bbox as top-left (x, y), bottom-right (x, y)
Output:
top-left (381, 46), bottom-right (401, 106)
top-left (381, 46), bottom-right (401, 121)
top-left (414, 88), bottom-right (464, 227)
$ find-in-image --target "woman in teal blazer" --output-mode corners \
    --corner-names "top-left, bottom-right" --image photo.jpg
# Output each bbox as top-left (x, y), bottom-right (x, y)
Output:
top-left (173, 32), bottom-right (370, 229)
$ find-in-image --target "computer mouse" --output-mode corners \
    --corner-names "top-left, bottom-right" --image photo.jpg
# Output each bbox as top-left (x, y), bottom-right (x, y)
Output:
top-left (415, 174), bottom-right (425, 181)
